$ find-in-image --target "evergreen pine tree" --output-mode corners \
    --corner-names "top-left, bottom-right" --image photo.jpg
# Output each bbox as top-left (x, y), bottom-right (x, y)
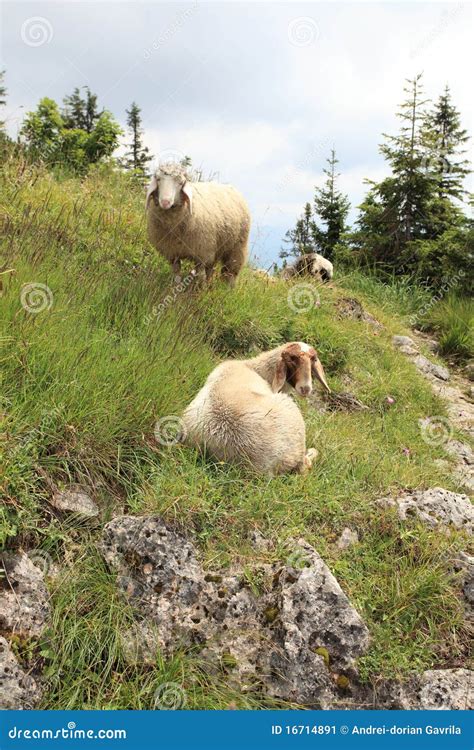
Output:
top-left (0, 70), bottom-right (6, 129)
top-left (353, 74), bottom-right (437, 267)
top-left (122, 102), bottom-right (152, 176)
top-left (312, 148), bottom-right (350, 260)
top-left (280, 202), bottom-right (314, 260)
top-left (62, 87), bottom-right (101, 132)
top-left (421, 85), bottom-right (470, 202)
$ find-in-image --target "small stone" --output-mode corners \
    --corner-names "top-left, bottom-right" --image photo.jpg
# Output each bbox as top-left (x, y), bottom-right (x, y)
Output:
top-left (0, 637), bottom-right (42, 709)
top-left (393, 335), bottom-right (416, 349)
top-left (378, 488), bottom-right (473, 533)
top-left (51, 487), bottom-right (99, 517)
top-left (385, 396), bottom-right (395, 405)
top-left (413, 355), bottom-right (450, 381)
top-left (337, 528), bottom-right (359, 550)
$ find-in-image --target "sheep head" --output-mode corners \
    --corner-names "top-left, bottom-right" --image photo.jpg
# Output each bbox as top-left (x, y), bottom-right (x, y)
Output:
top-left (272, 342), bottom-right (330, 396)
top-left (145, 162), bottom-right (193, 213)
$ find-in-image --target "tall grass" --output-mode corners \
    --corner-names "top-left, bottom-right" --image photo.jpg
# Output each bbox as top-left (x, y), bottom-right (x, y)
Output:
top-left (419, 294), bottom-right (474, 361)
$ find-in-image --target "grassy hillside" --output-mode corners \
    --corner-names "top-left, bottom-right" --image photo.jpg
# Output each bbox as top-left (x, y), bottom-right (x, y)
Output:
top-left (0, 150), bottom-right (471, 709)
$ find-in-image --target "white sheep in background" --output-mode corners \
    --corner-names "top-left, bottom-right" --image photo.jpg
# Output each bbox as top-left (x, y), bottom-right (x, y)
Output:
top-left (282, 252), bottom-right (334, 283)
top-left (146, 162), bottom-right (251, 286)
top-left (181, 342), bottom-right (330, 476)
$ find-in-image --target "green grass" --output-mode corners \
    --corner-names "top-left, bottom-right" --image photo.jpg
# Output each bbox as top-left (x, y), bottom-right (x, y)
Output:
top-left (418, 293), bottom-right (474, 362)
top-left (1, 149), bottom-right (472, 708)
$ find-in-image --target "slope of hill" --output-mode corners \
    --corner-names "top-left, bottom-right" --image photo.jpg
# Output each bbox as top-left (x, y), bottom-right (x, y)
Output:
top-left (0, 150), bottom-right (472, 709)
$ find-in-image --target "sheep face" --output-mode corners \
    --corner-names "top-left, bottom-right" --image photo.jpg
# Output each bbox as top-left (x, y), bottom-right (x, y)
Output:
top-left (145, 168), bottom-right (193, 213)
top-left (273, 342), bottom-right (330, 396)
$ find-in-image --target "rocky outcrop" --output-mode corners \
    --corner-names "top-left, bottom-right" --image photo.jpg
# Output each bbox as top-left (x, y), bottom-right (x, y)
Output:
top-left (378, 488), bottom-right (473, 534)
top-left (0, 552), bottom-right (51, 638)
top-left (387, 669), bottom-right (473, 710)
top-left (0, 637), bottom-right (42, 709)
top-left (453, 551), bottom-right (474, 607)
top-left (100, 516), bottom-right (370, 707)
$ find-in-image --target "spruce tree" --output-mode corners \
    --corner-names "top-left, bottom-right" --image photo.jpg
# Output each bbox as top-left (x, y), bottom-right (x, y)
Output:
top-left (353, 74), bottom-right (436, 267)
top-left (313, 148), bottom-right (350, 260)
top-left (62, 87), bottom-right (101, 133)
top-left (421, 85), bottom-right (470, 202)
top-left (122, 102), bottom-right (152, 176)
top-left (0, 70), bottom-right (6, 129)
top-left (280, 202), bottom-right (314, 260)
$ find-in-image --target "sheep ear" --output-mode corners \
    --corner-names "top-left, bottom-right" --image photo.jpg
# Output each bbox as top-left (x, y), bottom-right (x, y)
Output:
top-left (312, 357), bottom-right (330, 393)
top-left (145, 174), bottom-right (158, 211)
top-left (182, 182), bottom-right (193, 214)
top-left (272, 356), bottom-right (287, 393)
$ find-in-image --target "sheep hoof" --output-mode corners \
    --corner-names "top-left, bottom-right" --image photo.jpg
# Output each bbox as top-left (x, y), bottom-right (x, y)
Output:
top-left (304, 448), bottom-right (319, 471)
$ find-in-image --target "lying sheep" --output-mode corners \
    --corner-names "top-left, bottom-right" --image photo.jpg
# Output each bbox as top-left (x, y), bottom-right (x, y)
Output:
top-left (182, 342), bottom-right (330, 475)
top-left (146, 162), bottom-right (250, 286)
top-left (282, 252), bottom-right (334, 283)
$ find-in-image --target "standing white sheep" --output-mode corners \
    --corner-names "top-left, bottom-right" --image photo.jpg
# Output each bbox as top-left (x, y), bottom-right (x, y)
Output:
top-left (146, 162), bottom-right (251, 286)
top-left (181, 342), bottom-right (330, 476)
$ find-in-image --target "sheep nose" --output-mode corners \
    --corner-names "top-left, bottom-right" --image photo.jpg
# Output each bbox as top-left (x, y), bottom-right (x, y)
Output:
top-left (299, 385), bottom-right (312, 396)
top-left (160, 199), bottom-right (171, 209)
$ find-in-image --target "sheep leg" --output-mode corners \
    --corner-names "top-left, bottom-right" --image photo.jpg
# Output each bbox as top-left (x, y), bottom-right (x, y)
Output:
top-left (205, 264), bottom-right (215, 283)
top-left (192, 262), bottom-right (207, 287)
top-left (171, 259), bottom-right (182, 284)
top-left (302, 447), bottom-right (318, 473)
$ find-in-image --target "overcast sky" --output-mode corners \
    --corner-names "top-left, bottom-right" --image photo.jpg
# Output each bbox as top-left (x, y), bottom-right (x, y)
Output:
top-left (2, 1), bottom-right (472, 265)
